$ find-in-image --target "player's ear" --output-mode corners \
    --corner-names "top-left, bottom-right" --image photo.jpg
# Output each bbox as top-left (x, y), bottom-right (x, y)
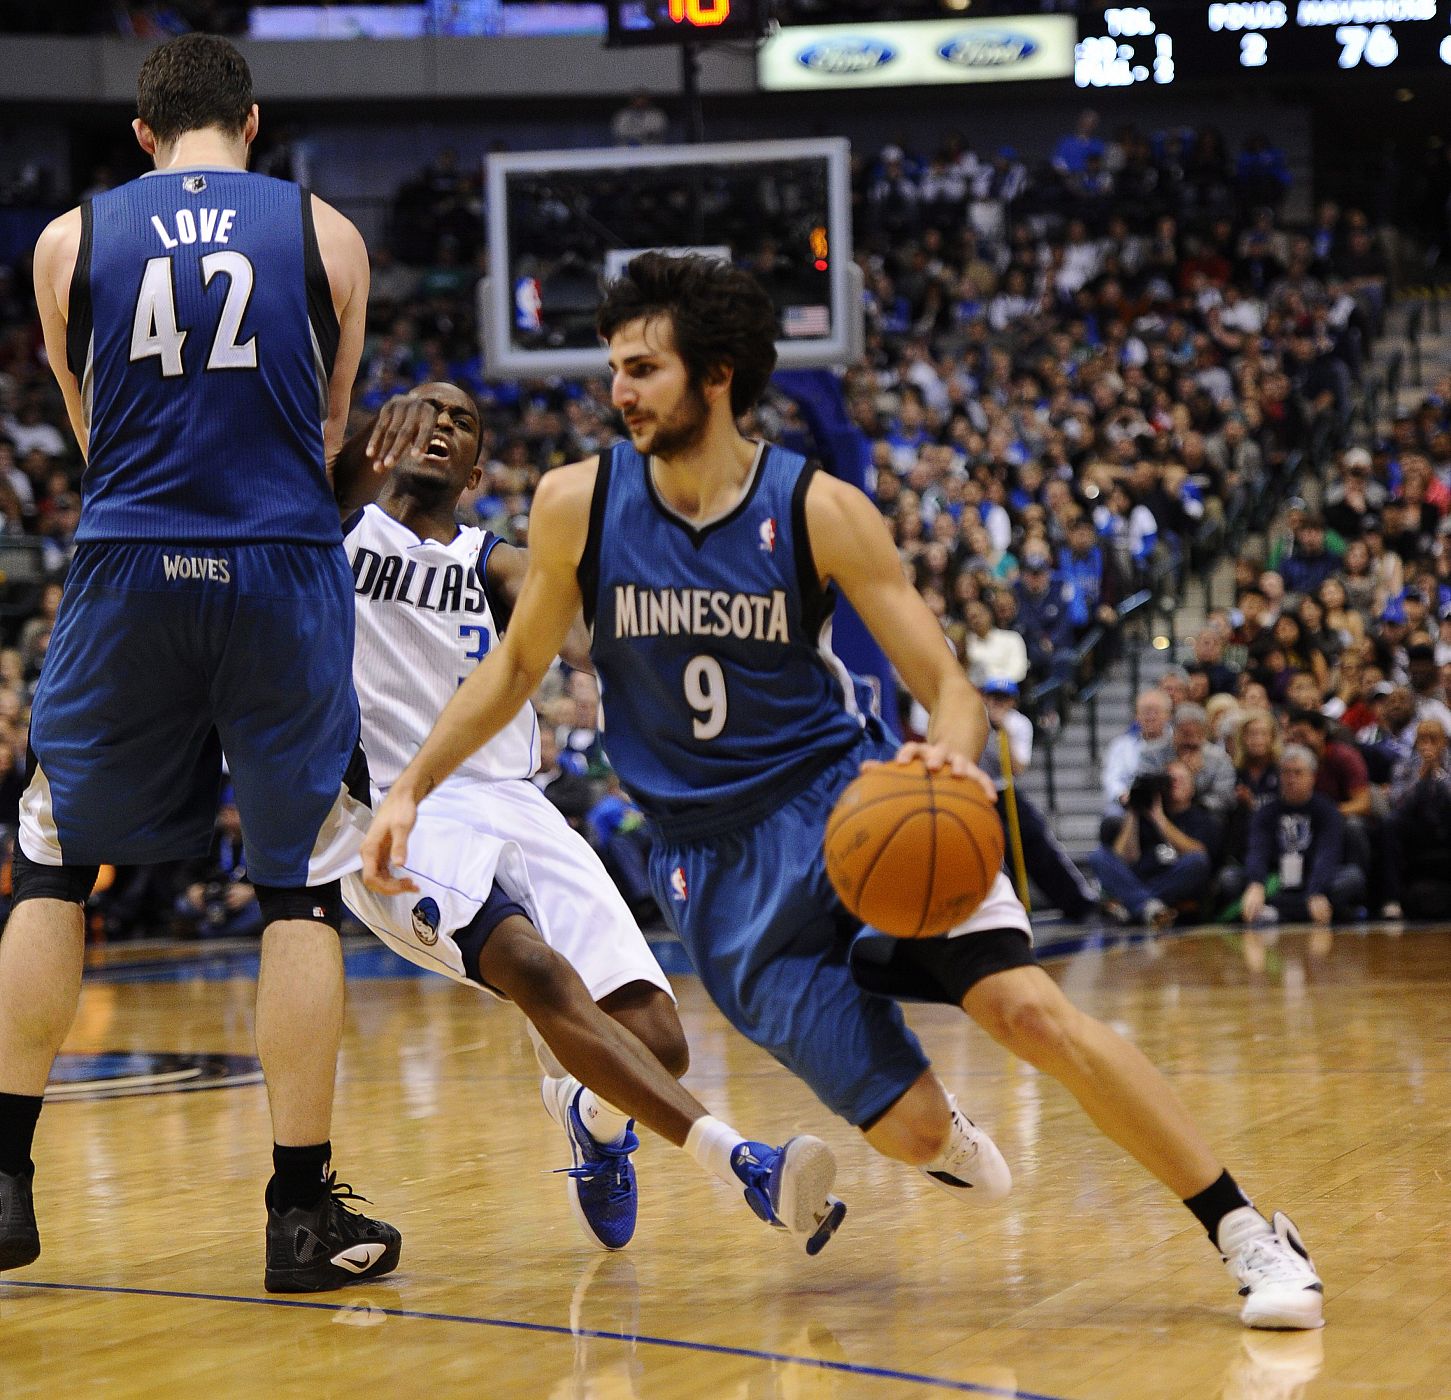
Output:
top-left (133, 119), bottom-right (158, 160)
top-left (466, 463), bottom-right (484, 492)
top-left (701, 361), bottom-right (733, 405)
top-left (242, 105), bottom-right (260, 147)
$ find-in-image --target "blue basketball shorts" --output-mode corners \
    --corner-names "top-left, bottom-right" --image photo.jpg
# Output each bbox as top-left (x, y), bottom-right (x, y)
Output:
top-left (20, 540), bottom-right (369, 888)
top-left (649, 736), bottom-right (933, 1127)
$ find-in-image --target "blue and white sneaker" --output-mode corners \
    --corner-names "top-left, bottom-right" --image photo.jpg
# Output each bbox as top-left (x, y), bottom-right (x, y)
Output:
top-left (561, 1086), bottom-right (640, 1251)
top-left (730, 1136), bottom-right (846, 1256)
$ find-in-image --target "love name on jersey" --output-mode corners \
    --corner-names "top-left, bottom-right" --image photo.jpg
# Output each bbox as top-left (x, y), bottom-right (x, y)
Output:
top-left (612, 584), bottom-right (789, 643)
top-left (350, 547), bottom-right (486, 615)
top-left (150, 208), bottom-right (238, 249)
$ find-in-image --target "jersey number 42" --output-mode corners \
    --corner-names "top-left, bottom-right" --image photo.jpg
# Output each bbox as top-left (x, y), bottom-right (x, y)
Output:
top-left (129, 253), bottom-right (257, 377)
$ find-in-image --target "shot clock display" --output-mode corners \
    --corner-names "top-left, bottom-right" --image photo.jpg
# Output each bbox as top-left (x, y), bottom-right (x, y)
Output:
top-left (1074, 0), bottom-right (1451, 87)
top-left (606, 0), bottom-right (763, 45)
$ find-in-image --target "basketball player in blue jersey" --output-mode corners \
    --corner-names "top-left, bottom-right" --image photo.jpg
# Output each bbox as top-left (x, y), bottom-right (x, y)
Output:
top-left (0, 35), bottom-right (399, 1293)
top-left (363, 253), bottom-right (1325, 1330)
top-left (330, 382), bottom-right (846, 1255)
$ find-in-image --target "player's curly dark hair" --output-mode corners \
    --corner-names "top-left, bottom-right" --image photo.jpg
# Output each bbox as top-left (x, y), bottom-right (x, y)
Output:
top-left (137, 35), bottom-right (254, 147)
top-left (596, 252), bottom-right (778, 417)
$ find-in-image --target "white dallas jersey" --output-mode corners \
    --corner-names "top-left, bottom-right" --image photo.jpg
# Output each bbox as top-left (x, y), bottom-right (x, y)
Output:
top-left (344, 504), bottom-right (538, 798)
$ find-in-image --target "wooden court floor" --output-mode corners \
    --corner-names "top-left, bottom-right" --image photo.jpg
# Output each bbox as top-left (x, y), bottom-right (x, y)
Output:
top-left (1, 926), bottom-right (1448, 1399)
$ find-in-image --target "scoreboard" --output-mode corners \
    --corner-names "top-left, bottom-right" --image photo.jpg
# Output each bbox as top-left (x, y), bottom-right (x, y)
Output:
top-left (1074, 0), bottom-right (1451, 87)
top-left (606, 0), bottom-right (764, 45)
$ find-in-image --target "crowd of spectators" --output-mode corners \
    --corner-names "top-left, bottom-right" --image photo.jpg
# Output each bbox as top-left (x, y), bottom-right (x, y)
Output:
top-left (1087, 391), bottom-right (1451, 932)
top-left (0, 108), bottom-right (1427, 939)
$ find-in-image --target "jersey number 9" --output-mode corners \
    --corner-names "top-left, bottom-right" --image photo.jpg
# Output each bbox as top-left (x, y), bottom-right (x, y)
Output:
top-left (130, 253), bottom-right (258, 377)
top-left (684, 654), bottom-right (728, 740)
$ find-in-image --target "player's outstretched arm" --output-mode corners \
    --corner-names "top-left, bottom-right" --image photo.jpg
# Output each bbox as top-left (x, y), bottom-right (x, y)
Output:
top-left (805, 472), bottom-right (992, 795)
top-left (361, 460), bottom-right (597, 892)
top-left (32, 210), bottom-right (88, 461)
top-left (330, 394), bottom-right (441, 516)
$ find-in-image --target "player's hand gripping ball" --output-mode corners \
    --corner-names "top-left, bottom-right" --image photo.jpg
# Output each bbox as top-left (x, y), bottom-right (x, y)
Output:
top-left (825, 759), bottom-right (1004, 937)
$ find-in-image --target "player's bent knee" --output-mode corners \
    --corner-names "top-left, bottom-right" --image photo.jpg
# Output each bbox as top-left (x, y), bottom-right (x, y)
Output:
top-left (600, 985), bottom-right (690, 1077)
top-left (255, 881), bottom-right (342, 931)
top-left (991, 994), bottom-right (1079, 1069)
top-left (11, 850), bottom-right (100, 907)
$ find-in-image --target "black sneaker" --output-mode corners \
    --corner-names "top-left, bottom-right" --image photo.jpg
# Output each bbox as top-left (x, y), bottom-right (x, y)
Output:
top-left (264, 1172), bottom-right (400, 1294)
top-left (0, 1168), bottom-right (40, 1271)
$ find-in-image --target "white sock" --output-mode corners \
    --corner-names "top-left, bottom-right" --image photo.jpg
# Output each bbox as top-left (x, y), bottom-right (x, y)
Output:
top-left (684, 1114), bottom-right (748, 1188)
top-left (1216, 1204), bottom-right (1272, 1256)
top-left (543, 1074), bottom-right (630, 1146)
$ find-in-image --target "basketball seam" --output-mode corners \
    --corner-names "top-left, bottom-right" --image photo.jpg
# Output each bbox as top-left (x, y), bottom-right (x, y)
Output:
top-left (850, 810), bottom-right (900, 913)
top-left (826, 784), bottom-right (938, 832)
top-left (918, 768), bottom-right (938, 937)
top-left (940, 807), bottom-right (991, 905)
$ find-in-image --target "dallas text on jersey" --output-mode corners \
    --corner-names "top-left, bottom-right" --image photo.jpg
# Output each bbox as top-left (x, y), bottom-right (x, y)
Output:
top-left (351, 547), bottom-right (487, 614)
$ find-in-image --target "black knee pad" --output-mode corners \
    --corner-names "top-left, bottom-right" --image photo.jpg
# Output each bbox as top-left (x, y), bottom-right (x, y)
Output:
top-left (11, 849), bottom-right (99, 907)
top-left (254, 880), bottom-right (343, 930)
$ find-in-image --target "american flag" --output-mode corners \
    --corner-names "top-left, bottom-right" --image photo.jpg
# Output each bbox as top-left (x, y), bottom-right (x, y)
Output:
top-left (783, 305), bottom-right (831, 338)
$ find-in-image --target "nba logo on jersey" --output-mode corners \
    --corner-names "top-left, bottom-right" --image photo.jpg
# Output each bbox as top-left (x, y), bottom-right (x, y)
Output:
top-left (670, 867), bottom-right (688, 902)
top-left (410, 897), bottom-right (441, 946)
top-left (182, 174), bottom-right (207, 194)
top-left (758, 518), bottom-right (776, 553)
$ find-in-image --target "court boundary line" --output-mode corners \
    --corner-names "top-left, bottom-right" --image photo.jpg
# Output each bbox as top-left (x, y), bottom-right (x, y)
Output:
top-left (0, 1278), bottom-right (1071, 1399)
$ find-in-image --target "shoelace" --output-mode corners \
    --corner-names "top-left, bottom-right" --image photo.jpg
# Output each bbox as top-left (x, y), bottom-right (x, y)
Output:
top-left (558, 1133), bottom-right (638, 1202)
top-left (1237, 1234), bottom-right (1313, 1285)
top-left (321, 1172), bottom-right (373, 1219)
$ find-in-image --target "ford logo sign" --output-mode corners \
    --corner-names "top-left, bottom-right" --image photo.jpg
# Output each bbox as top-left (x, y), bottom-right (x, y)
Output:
top-left (938, 31), bottom-right (1038, 67)
top-left (796, 38), bottom-right (897, 76)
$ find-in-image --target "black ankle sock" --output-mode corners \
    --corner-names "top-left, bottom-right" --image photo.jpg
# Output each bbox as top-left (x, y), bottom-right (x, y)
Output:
top-left (270, 1142), bottom-right (331, 1213)
top-left (1183, 1169), bottom-right (1252, 1245)
top-left (0, 1092), bottom-right (43, 1178)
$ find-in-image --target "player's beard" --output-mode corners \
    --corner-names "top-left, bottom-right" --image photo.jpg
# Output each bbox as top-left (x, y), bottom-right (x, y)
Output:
top-left (634, 380), bottom-right (710, 460)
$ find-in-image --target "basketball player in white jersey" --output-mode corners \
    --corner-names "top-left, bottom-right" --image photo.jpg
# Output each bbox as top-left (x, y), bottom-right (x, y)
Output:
top-left (331, 382), bottom-right (849, 1255)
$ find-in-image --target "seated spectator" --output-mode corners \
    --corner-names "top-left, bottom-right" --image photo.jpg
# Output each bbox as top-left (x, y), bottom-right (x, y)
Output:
top-left (1390, 720), bottom-right (1451, 919)
top-left (1231, 745), bottom-right (1366, 927)
top-left (1277, 512), bottom-right (1340, 598)
top-left (1012, 546), bottom-right (1074, 681)
top-left (1405, 642), bottom-right (1451, 735)
top-left (1286, 708), bottom-right (1370, 820)
top-left (531, 726), bottom-right (595, 830)
top-left (963, 598), bottom-right (1028, 686)
top-left (1189, 627), bottom-right (1238, 696)
top-left (558, 669), bottom-right (608, 775)
top-left (1089, 761), bottom-right (1214, 930)
top-left (174, 788), bottom-right (261, 940)
top-left (587, 773), bottom-right (659, 926)
top-left (1057, 515), bottom-right (1123, 644)
top-left (1162, 701), bottom-right (1237, 819)
top-left (1102, 687), bottom-right (1173, 821)
top-left (1220, 711), bottom-right (1282, 894)
top-left (1323, 446), bottom-right (1384, 540)
top-left (979, 678), bottom-right (1099, 920)
top-left (1272, 613), bottom-right (1329, 692)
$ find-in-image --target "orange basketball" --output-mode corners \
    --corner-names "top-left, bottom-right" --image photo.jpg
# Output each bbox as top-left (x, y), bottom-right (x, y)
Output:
top-left (824, 759), bottom-right (1005, 938)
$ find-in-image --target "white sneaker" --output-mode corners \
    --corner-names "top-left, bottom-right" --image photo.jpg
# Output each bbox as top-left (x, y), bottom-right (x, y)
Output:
top-left (1221, 1210), bottom-right (1324, 1330)
top-left (919, 1097), bottom-right (1012, 1203)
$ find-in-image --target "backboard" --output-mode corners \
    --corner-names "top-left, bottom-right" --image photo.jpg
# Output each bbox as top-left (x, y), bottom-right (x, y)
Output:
top-left (481, 138), bottom-right (860, 380)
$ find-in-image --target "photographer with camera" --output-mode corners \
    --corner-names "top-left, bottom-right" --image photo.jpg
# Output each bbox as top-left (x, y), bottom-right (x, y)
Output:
top-left (174, 786), bottom-right (262, 940)
top-left (1089, 760), bottom-right (1215, 930)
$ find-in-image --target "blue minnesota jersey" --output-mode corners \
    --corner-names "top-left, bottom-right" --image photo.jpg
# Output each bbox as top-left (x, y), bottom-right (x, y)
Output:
top-left (583, 441), bottom-right (874, 838)
top-left (67, 168), bottom-right (340, 543)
